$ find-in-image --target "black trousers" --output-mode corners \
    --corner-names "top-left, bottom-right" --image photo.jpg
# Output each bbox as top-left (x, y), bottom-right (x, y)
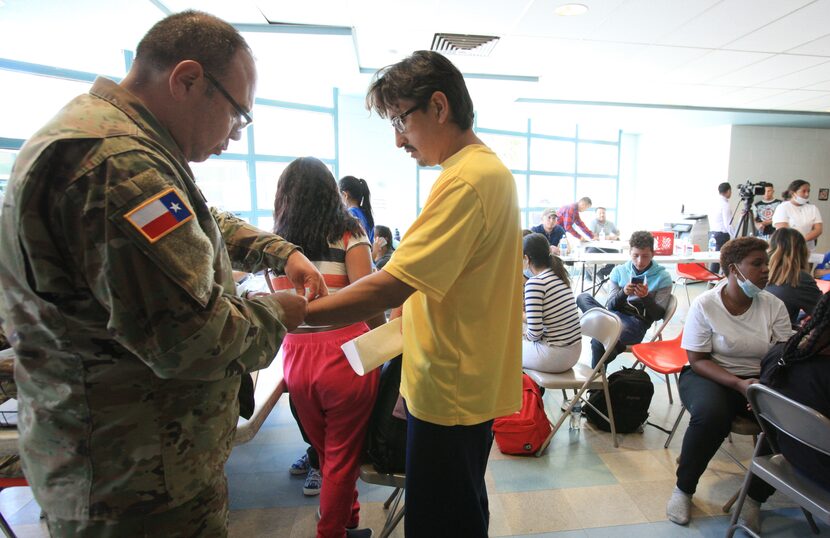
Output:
top-left (676, 367), bottom-right (774, 501)
top-left (405, 412), bottom-right (494, 537)
top-left (709, 231), bottom-right (730, 274)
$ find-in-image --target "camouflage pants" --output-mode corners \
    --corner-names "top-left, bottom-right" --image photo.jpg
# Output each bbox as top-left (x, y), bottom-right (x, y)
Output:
top-left (46, 479), bottom-right (229, 538)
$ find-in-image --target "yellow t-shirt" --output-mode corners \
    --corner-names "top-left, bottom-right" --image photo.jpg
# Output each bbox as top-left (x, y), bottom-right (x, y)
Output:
top-left (384, 144), bottom-right (523, 426)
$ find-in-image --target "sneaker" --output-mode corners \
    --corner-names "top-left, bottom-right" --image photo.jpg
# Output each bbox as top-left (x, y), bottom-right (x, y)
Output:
top-left (666, 486), bottom-right (692, 525)
top-left (289, 453), bottom-right (310, 476)
top-left (303, 467), bottom-right (322, 496)
top-left (737, 497), bottom-right (762, 535)
top-left (345, 529), bottom-right (373, 538)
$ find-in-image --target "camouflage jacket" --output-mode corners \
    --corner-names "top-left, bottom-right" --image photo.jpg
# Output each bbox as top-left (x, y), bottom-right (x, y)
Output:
top-left (0, 78), bottom-right (296, 520)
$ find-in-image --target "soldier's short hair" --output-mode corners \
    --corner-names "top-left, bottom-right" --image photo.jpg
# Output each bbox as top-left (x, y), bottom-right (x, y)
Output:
top-left (134, 10), bottom-right (251, 78)
top-left (365, 51), bottom-right (475, 130)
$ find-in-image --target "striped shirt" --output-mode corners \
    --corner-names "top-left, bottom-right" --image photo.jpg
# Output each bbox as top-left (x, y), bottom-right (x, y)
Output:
top-left (271, 231), bottom-right (370, 328)
top-left (524, 269), bottom-right (582, 347)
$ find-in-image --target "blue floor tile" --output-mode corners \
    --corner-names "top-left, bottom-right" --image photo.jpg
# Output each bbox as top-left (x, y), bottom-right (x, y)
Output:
top-left (489, 451), bottom-right (616, 492)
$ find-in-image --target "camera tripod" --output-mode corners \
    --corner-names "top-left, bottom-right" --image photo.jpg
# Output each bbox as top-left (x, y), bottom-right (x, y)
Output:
top-left (731, 195), bottom-right (757, 238)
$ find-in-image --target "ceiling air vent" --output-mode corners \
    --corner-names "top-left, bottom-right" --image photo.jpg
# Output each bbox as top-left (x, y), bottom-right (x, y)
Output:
top-left (431, 33), bottom-right (499, 57)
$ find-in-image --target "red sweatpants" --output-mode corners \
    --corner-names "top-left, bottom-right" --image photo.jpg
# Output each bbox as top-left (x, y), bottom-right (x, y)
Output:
top-left (282, 323), bottom-right (379, 538)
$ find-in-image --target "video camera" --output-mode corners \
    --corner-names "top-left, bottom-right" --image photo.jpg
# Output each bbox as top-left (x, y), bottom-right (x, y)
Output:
top-left (737, 181), bottom-right (769, 199)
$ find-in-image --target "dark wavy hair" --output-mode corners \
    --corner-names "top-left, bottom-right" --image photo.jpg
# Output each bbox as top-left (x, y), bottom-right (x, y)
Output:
top-left (719, 236), bottom-right (768, 277)
top-left (523, 233), bottom-right (570, 286)
top-left (273, 157), bottom-right (363, 259)
top-left (366, 50), bottom-right (475, 130)
top-left (339, 176), bottom-right (374, 231)
top-left (766, 292), bottom-right (830, 388)
top-left (134, 10), bottom-right (250, 78)
top-left (374, 225), bottom-right (394, 251)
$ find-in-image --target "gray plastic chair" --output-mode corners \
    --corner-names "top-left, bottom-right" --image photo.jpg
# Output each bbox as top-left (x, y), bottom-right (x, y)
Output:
top-left (727, 384), bottom-right (830, 537)
top-left (359, 463), bottom-right (405, 538)
top-left (524, 308), bottom-right (622, 454)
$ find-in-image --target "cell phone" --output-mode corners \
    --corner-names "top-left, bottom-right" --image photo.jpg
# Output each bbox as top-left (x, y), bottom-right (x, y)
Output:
top-left (630, 275), bottom-right (645, 285)
top-left (376, 237), bottom-right (387, 247)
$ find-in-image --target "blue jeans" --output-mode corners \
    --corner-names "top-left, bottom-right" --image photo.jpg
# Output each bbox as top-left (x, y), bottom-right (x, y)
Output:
top-left (405, 411), bottom-right (493, 537)
top-left (576, 293), bottom-right (650, 368)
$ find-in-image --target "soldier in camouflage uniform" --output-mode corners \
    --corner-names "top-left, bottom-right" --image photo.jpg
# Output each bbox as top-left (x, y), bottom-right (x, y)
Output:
top-left (0, 11), bottom-right (323, 537)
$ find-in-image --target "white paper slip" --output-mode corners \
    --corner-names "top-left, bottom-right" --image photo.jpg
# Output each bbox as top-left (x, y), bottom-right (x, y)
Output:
top-left (341, 317), bottom-right (402, 375)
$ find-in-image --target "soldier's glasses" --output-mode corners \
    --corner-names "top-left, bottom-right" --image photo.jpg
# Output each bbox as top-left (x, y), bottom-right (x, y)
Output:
top-left (204, 70), bottom-right (253, 130)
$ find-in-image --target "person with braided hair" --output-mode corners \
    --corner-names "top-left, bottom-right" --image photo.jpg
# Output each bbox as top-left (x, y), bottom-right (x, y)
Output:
top-left (760, 292), bottom-right (830, 491)
top-left (339, 175), bottom-right (375, 244)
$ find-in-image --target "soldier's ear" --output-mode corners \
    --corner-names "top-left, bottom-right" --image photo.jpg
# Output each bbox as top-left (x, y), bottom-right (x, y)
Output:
top-left (169, 60), bottom-right (204, 101)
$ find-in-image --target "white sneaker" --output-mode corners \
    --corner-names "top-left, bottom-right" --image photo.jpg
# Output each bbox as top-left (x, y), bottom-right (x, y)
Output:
top-left (666, 486), bottom-right (692, 525)
top-left (737, 497), bottom-right (762, 535)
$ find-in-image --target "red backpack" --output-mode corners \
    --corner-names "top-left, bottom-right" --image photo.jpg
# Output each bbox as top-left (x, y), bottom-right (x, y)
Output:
top-left (492, 374), bottom-right (552, 455)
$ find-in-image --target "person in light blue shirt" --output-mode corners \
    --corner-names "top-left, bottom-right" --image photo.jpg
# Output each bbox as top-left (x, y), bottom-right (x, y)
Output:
top-left (576, 231), bottom-right (673, 367)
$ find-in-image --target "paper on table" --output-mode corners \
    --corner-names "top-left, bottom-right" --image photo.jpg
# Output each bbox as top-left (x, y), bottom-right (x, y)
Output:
top-left (341, 317), bottom-right (402, 376)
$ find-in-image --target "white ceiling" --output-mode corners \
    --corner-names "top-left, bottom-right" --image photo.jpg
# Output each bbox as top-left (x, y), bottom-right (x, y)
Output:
top-left (5, 0), bottom-right (830, 130)
top-left (242, 0), bottom-right (830, 115)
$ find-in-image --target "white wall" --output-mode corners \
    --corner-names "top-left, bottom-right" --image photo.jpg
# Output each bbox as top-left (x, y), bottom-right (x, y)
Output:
top-left (337, 93), bottom-right (419, 235)
top-left (619, 125), bottom-right (732, 242)
top-left (728, 125), bottom-right (830, 252)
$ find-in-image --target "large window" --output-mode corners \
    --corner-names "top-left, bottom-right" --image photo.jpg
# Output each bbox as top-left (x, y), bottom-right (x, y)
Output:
top-left (415, 121), bottom-right (622, 229)
top-left (0, 60), bottom-right (338, 234)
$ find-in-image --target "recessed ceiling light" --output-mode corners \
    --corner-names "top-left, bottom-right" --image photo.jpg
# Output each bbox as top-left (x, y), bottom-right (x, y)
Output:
top-left (554, 3), bottom-right (589, 16)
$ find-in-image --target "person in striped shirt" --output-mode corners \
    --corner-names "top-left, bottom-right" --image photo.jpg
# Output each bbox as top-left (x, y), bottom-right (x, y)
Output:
top-left (522, 233), bottom-right (582, 373)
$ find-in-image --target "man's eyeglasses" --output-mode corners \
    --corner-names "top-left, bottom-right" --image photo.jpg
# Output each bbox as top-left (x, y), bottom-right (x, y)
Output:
top-left (204, 70), bottom-right (253, 130)
top-left (390, 104), bottom-right (421, 134)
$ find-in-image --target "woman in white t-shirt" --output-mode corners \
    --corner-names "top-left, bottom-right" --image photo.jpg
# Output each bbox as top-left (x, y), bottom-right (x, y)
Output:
top-left (521, 233), bottom-right (582, 373)
top-left (772, 179), bottom-right (823, 249)
top-left (666, 237), bottom-right (792, 533)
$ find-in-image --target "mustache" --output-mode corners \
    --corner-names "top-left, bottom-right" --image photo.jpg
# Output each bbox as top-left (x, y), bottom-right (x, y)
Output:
top-left (403, 145), bottom-right (416, 152)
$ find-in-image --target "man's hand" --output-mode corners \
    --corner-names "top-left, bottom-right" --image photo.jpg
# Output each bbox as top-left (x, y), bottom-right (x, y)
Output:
top-left (550, 245), bottom-right (561, 255)
top-left (271, 293), bottom-right (308, 332)
top-left (284, 251), bottom-right (328, 300)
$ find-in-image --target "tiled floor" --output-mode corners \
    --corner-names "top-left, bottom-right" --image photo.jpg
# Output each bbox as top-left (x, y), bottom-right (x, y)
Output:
top-left (1, 279), bottom-right (828, 537)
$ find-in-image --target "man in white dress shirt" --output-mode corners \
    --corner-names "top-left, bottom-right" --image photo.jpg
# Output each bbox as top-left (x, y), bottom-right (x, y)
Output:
top-left (709, 182), bottom-right (734, 273)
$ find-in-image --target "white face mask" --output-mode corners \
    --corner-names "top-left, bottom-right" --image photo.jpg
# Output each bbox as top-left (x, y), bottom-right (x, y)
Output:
top-left (793, 194), bottom-right (809, 205)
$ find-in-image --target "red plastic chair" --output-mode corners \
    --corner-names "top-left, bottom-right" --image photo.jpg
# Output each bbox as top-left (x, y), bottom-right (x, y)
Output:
top-left (631, 331), bottom-right (688, 447)
top-left (674, 244), bottom-right (723, 304)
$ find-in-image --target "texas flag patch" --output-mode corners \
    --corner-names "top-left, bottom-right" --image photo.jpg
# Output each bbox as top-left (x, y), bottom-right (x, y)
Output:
top-left (124, 188), bottom-right (194, 243)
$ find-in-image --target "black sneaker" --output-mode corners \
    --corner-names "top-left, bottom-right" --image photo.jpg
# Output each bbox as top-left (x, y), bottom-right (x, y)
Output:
top-left (346, 529), bottom-right (373, 538)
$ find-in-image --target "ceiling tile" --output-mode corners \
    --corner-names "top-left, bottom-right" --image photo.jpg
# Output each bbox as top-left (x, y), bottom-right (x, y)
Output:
top-left (667, 50), bottom-right (772, 84)
top-left (709, 53), bottom-right (829, 86)
top-left (745, 89), bottom-right (826, 108)
top-left (758, 59), bottom-right (830, 89)
top-left (657, 0), bottom-right (812, 48)
top-left (513, 0), bottom-right (627, 39)
top-left (726, 0), bottom-right (830, 52)
top-left (588, 0), bottom-right (720, 43)
top-left (788, 33), bottom-right (830, 56)
top-left (779, 93), bottom-right (830, 111)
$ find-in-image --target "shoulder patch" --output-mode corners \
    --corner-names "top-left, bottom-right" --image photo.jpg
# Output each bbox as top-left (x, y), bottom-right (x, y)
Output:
top-left (124, 188), bottom-right (194, 243)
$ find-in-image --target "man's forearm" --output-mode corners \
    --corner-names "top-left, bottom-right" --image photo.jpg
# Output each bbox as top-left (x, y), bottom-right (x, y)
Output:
top-left (306, 270), bottom-right (415, 326)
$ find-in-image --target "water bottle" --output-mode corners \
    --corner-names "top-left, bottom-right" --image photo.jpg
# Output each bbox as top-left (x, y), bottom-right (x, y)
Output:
top-left (599, 229), bottom-right (606, 242)
top-left (569, 401), bottom-right (582, 430)
top-left (559, 238), bottom-right (569, 256)
top-left (394, 228), bottom-right (401, 241)
top-left (708, 234), bottom-right (717, 252)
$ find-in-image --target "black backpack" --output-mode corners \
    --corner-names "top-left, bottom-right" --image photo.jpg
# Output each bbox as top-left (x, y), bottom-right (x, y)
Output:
top-left (584, 367), bottom-right (654, 433)
top-left (365, 355), bottom-right (407, 474)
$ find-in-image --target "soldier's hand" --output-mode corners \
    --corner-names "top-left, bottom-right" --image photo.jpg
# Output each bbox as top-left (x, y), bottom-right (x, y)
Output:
top-left (272, 293), bottom-right (308, 332)
top-left (284, 251), bottom-right (329, 300)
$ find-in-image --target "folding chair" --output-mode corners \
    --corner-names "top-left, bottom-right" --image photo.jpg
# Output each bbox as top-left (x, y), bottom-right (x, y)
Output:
top-left (524, 308), bottom-right (622, 455)
top-left (624, 294), bottom-right (678, 355)
top-left (359, 464), bottom-right (405, 538)
top-left (727, 384), bottom-right (830, 537)
top-left (0, 477), bottom-right (27, 538)
top-left (631, 329), bottom-right (685, 406)
top-left (673, 245), bottom-right (723, 304)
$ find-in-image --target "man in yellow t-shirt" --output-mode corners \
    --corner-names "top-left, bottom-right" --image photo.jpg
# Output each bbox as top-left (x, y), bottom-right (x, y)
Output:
top-left (306, 50), bottom-right (522, 537)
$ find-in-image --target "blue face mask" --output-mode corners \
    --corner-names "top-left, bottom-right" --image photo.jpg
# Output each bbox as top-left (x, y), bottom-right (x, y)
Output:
top-left (734, 266), bottom-right (762, 299)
